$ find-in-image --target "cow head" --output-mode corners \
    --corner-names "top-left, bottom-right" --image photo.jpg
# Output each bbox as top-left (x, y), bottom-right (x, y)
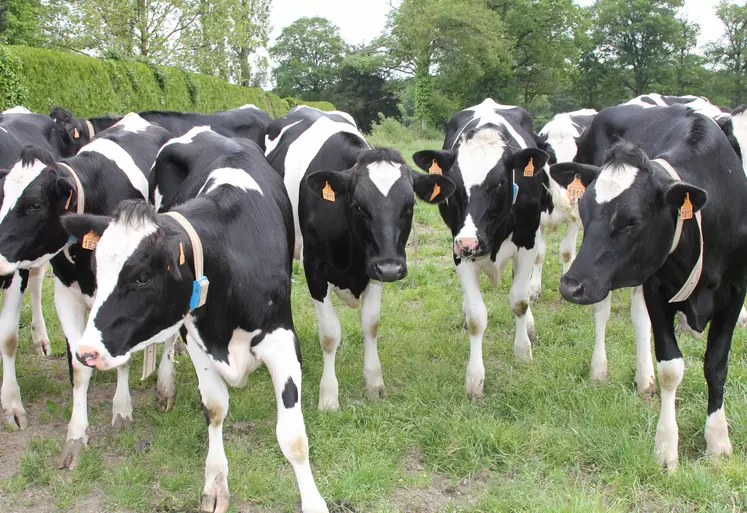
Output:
top-left (306, 148), bottom-right (455, 282)
top-left (0, 146), bottom-right (79, 274)
top-left (61, 201), bottom-right (191, 370)
top-left (551, 142), bottom-right (707, 305)
top-left (50, 106), bottom-right (92, 156)
top-left (413, 125), bottom-right (548, 260)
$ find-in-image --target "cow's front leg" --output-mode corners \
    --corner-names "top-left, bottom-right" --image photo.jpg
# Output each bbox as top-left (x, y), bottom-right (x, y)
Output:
top-left (156, 335), bottom-right (177, 411)
top-left (29, 264), bottom-right (51, 356)
top-left (528, 228), bottom-right (545, 301)
top-left (360, 280), bottom-right (385, 401)
top-left (591, 294), bottom-right (611, 383)
top-left (560, 219), bottom-right (580, 273)
top-left (631, 286), bottom-right (655, 395)
top-left (456, 261), bottom-right (486, 401)
top-left (111, 363), bottom-right (133, 432)
top-left (509, 246), bottom-right (537, 360)
top-left (54, 278), bottom-right (90, 470)
top-left (185, 335), bottom-right (230, 513)
top-left (256, 329), bottom-right (328, 513)
top-left (1, 272), bottom-right (26, 429)
top-left (313, 286), bottom-right (341, 411)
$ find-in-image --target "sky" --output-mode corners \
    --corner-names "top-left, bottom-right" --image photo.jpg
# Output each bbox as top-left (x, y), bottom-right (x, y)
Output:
top-left (269, 0), bottom-right (728, 48)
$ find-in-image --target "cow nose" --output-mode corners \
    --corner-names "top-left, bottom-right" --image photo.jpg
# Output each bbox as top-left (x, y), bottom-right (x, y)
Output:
top-left (454, 237), bottom-right (479, 256)
top-left (76, 347), bottom-right (102, 369)
top-left (559, 276), bottom-right (586, 303)
top-left (371, 261), bottom-right (407, 282)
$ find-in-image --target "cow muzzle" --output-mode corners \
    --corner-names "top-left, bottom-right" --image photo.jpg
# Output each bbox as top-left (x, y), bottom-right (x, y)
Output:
top-left (559, 275), bottom-right (607, 305)
top-left (454, 236), bottom-right (487, 259)
top-left (368, 258), bottom-right (407, 282)
top-left (76, 345), bottom-right (107, 370)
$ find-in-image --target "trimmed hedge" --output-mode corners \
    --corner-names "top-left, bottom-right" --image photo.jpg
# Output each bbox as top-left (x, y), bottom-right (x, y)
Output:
top-left (0, 45), bottom-right (335, 117)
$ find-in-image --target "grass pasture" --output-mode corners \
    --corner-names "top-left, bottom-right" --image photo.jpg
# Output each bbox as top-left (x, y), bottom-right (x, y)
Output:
top-left (2, 140), bottom-right (747, 513)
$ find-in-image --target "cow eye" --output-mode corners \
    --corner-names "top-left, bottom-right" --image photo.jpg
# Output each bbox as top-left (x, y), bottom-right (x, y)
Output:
top-left (352, 203), bottom-right (370, 219)
top-left (134, 273), bottom-right (152, 286)
top-left (22, 203), bottom-right (42, 215)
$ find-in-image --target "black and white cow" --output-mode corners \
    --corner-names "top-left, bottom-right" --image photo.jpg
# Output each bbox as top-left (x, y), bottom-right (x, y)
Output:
top-left (265, 106), bottom-right (454, 410)
top-left (62, 128), bottom-right (328, 512)
top-left (715, 104), bottom-right (747, 173)
top-left (412, 98), bottom-right (550, 400)
top-left (0, 113), bottom-right (176, 468)
top-left (552, 106), bottom-right (747, 469)
top-left (623, 93), bottom-right (725, 116)
top-left (50, 104), bottom-right (272, 156)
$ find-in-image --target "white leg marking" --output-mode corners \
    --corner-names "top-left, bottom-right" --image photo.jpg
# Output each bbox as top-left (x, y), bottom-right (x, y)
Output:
top-left (656, 357), bottom-right (684, 470)
top-left (29, 264), bottom-right (51, 356)
top-left (254, 329), bottom-right (328, 513)
top-left (675, 311), bottom-right (704, 340)
top-left (0, 272), bottom-right (26, 429)
top-left (314, 287), bottom-right (341, 411)
top-left (457, 261), bottom-right (487, 400)
top-left (360, 281), bottom-right (385, 402)
top-left (560, 220), bottom-right (580, 273)
top-left (528, 228), bottom-right (545, 301)
top-left (738, 305), bottom-right (747, 328)
top-left (705, 406), bottom-right (733, 460)
top-left (509, 246), bottom-right (536, 361)
top-left (156, 334), bottom-right (177, 411)
top-left (630, 286), bottom-right (655, 394)
top-left (591, 294), bottom-right (611, 383)
top-left (111, 363), bottom-right (133, 431)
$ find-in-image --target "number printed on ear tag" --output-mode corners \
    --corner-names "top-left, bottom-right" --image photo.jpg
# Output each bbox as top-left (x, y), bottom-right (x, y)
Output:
top-left (429, 159), bottom-right (442, 175)
top-left (322, 181), bottom-right (335, 202)
top-left (524, 157), bottom-right (535, 177)
top-left (81, 231), bottom-right (100, 251)
top-left (567, 175), bottom-right (586, 204)
top-left (680, 192), bottom-right (693, 220)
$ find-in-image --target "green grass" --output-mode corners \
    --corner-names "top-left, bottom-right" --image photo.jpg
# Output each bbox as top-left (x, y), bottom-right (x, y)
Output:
top-left (2, 138), bottom-right (747, 512)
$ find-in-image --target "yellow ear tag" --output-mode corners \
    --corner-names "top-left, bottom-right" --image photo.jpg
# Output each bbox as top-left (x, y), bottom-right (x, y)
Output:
top-left (322, 181), bottom-right (336, 202)
top-left (429, 159), bottom-right (442, 175)
top-left (430, 183), bottom-right (441, 201)
top-left (167, 264), bottom-right (171, 271)
top-left (524, 157), bottom-right (535, 177)
top-left (81, 230), bottom-right (100, 251)
top-left (73, 127), bottom-right (79, 139)
top-left (680, 192), bottom-right (693, 220)
top-left (567, 175), bottom-right (586, 204)
top-left (65, 189), bottom-right (73, 210)
top-left (179, 242), bottom-right (185, 265)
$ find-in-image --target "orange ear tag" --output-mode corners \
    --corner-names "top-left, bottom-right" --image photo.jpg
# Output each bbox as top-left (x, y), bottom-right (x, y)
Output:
top-left (179, 242), bottom-right (186, 265)
top-left (167, 264), bottom-right (171, 271)
top-left (322, 181), bottom-right (336, 202)
top-left (73, 128), bottom-right (79, 139)
top-left (81, 230), bottom-right (100, 251)
top-left (429, 159), bottom-right (442, 175)
top-left (430, 183), bottom-right (441, 201)
top-left (567, 175), bottom-right (586, 204)
top-left (523, 157), bottom-right (535, 177)
top-left (680, 192), bottom-right (693, 220)
top-left (65, 189), bottom-right (73, 210)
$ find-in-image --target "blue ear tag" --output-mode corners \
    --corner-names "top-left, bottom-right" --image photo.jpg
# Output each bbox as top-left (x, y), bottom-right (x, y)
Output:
top-left (190, 276), bottom-right (210, 310)
top-left (67, 235), bottom-right (74, 245)
top-left (512, 183), bottom-right (519, 204)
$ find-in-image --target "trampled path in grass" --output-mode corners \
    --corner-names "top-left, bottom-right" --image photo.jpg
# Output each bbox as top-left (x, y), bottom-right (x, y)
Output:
top-left (1, 139), bottom-right (746, 512)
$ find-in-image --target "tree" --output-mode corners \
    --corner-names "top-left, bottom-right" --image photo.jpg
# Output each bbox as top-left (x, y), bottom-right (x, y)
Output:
top-left (270, 17), bottom-right (347, 100)
top-left (707, 1), bottom-right (747, 105)
top-left (0, 0), bottom-right (45, 46)
top-left (671, 17), bottom-right (702, 95)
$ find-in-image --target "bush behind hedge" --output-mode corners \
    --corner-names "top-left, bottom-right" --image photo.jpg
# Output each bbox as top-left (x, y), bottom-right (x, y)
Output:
top-left (0, 45), bottom-right (334, 118)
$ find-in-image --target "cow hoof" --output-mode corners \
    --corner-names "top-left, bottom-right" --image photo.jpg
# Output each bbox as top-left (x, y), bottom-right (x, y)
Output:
top-left (112, 414), bottom-right (133, 433)
top-left (465, 378), bottom-right (484, 402)
top-left (636, 379), bottom-right (657, 397)
top-left (33, 337), bottom-right (51, 357)
top-left (302, 498), bottom-right (330, 513)
top-left (366, 385), bottom-right (386, 403)
top-left (57, 438), bottom-right (86, 469)
top-left (318, 397), bottom-right (340, 412)
top-left (529, 287), bottom-right (541, 302)
top-left (527, 327), bottom-right (538, 347)
top-left (590, 369), bottom-right (608, 386)
top-left (156, 390), bottom-right (175, 412)
top-left (200, 479), bottom-right (230, 513)
top-left (3, 408), bottom-right (28, 430)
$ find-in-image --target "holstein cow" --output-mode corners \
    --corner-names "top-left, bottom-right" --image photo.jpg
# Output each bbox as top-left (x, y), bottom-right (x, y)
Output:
top-left (63, 128), bottom-right (328, 512)
top-left (50, 104), bottom-right (272, 156)
top-left (552, 107), bottom-right (747, 469)
top-left (530, 108), bottom-right (597, 298)
top-left (412, 98), bottom-right (550, 400)
top-left (265, 106), bottom-right (455, 410)
top-left (0, 113), bottom-right (175, 469)
top-left (0, 105), bottom-right (71, 428)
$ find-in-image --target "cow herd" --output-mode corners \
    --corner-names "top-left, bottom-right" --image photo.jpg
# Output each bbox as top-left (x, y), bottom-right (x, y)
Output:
top-left (0, 93), bottom-right (746, 512)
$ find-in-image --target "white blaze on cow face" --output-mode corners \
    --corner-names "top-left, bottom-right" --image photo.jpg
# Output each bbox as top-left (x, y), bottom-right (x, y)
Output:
top-left (116, 112), bottom-right (151, 133)
top-left (456, 128), bottom-right (507, 198)
top-left (367, 161), bottom-right (403, 196)
top-left (593, 163), bottom-right (639, 204)
top-left (78, 138), bottom-right (149, 198)
top-left (0, 158), bottom-right (46, 224)
top-left (198, 167), bottom-right (264, 196)
top-left (540, 113), bottom-right (581, 163)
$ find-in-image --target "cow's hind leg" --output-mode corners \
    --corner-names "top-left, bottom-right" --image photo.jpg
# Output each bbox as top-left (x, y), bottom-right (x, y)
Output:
top-left (256, 329), bottom-right (328, 513)
top-left (457, 261), bottom-right (487, 401)
top-left (313, 287), bottom-right (341, 411)
top-left (185, 335), bottom-right (230, 513)
top-left (360, 281), bottom-right (385, 401)
top-left (1, 272), bottom-right (27, 429)
top-left (156, 335), bottom-right (177, 411)
top-left (29, 264), bottom-right (51, 356)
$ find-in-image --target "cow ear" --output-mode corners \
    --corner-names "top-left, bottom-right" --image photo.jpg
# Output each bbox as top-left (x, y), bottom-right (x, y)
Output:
top-left (411, 171), bottom-right (456, 204)
top-left (306, 170), bottom-right (350, 201)
top-left (60, 213), bottom-right (112, 239)
top-left (663, 181), bottom-right (707, 214)
top-left (412, 149), bottom-right (456, 175)
top-left (52, 173), bottom-right (78, 212)
top-left (549, 162), bottom-right (601, 188)
top-left (511, 148), bottom-right (549, 178)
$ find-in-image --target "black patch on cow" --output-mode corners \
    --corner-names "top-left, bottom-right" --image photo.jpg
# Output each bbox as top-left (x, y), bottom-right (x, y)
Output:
top-left (18, 269), bottom-right (29, 293)
top-left (281, 377), bottom-right (299, 409)
top-left (202, 404), bottom-right (211, 425)
top-left (66, 339), bottom-right (74, 386)
top-left (0, 273), bottom-right (14, 290)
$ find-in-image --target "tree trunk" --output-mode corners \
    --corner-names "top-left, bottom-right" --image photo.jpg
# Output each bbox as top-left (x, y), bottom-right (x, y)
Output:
top-left (138, 0), bottom-right (148, 56)
top-left (238, 46), bottom-right (251, 87)
top-left (414, 51), bottom-right (432, 128)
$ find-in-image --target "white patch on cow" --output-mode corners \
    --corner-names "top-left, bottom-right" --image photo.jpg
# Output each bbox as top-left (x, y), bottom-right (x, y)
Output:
top-left (238, 104), bottom-right (259, 110)
top-left (0, 127), bottom-right (7, 133)
top-left (704, 406), bottom-right (733, 459)
top-left (456, 128), bottom-right (506, 197)
top-left (454, 214), bottom-right (478, 248)
top-left (2, 106), bottom-right (32, 115)
top-left (184, 323), bottom-right (262, 387)
top-left (198, 167), bottom-right (263, 196)
top-left (540, 113), bottom-right (582, 163)
top-left (114, 112), bottom-right (151, 133)
top-left (265, 120), bottom-right (302, 156)
top-left (731, 110), bottom-right (747, 175)
top-left (78, 138), bottom-right (149, 198)
top-left (0, 158), bottom-right (46, 224)
top-left (293, 105), bottom-right (357, 127)
top-left (157, 126), bottom-right (214, 157)
top-left (455, 99), bottom-right (528, 150)
top-left (685, 98), bottom-right (724, 119)
top-left (332, 286), bottom-right (359, 308)
top-left (655, 357), bottom-right (684, 469)
top-left (367, 161), bottom-right (403, 196)
top-left (594, 163), bottom-right (639, 204)
top-left (154, 186), bottom-right (164, 212)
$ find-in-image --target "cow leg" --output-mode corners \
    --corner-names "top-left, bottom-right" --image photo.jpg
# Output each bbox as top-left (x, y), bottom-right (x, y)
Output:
top-left (360, 280), bottom-right (385, 402)
top-left (631, 286), bottom-right (655, 395)
top-left (560, 219), bottom-right (580, 273)
top-left (55, 278), bottom-right (91, 470)
top-left (591, 294), bottom-right (611, 383)
top-left (256, 329), bottom-right (328, 513)
top-left (456, 261), bottom-right (487, 401)
top-left (703, 294), bottom-right (743, 462)
top-left (510, 247), bottom-right (537, 360)
top-left (185, 335), bottom-right (230, 513)
top-left (528, 228), bottom-right (545, 301)
top-left (313, 287), bottom-right (341, 411)
top-left (737, 305), bottom-right (747, 328)
top-left (156, 335), bottom-right (177, 411)
top-left (111, 363), bottom-right (133, 432)
top-left (29, 264), bottom-right (51, 357)
top-left (0, 272), bottom-right (26, 429)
